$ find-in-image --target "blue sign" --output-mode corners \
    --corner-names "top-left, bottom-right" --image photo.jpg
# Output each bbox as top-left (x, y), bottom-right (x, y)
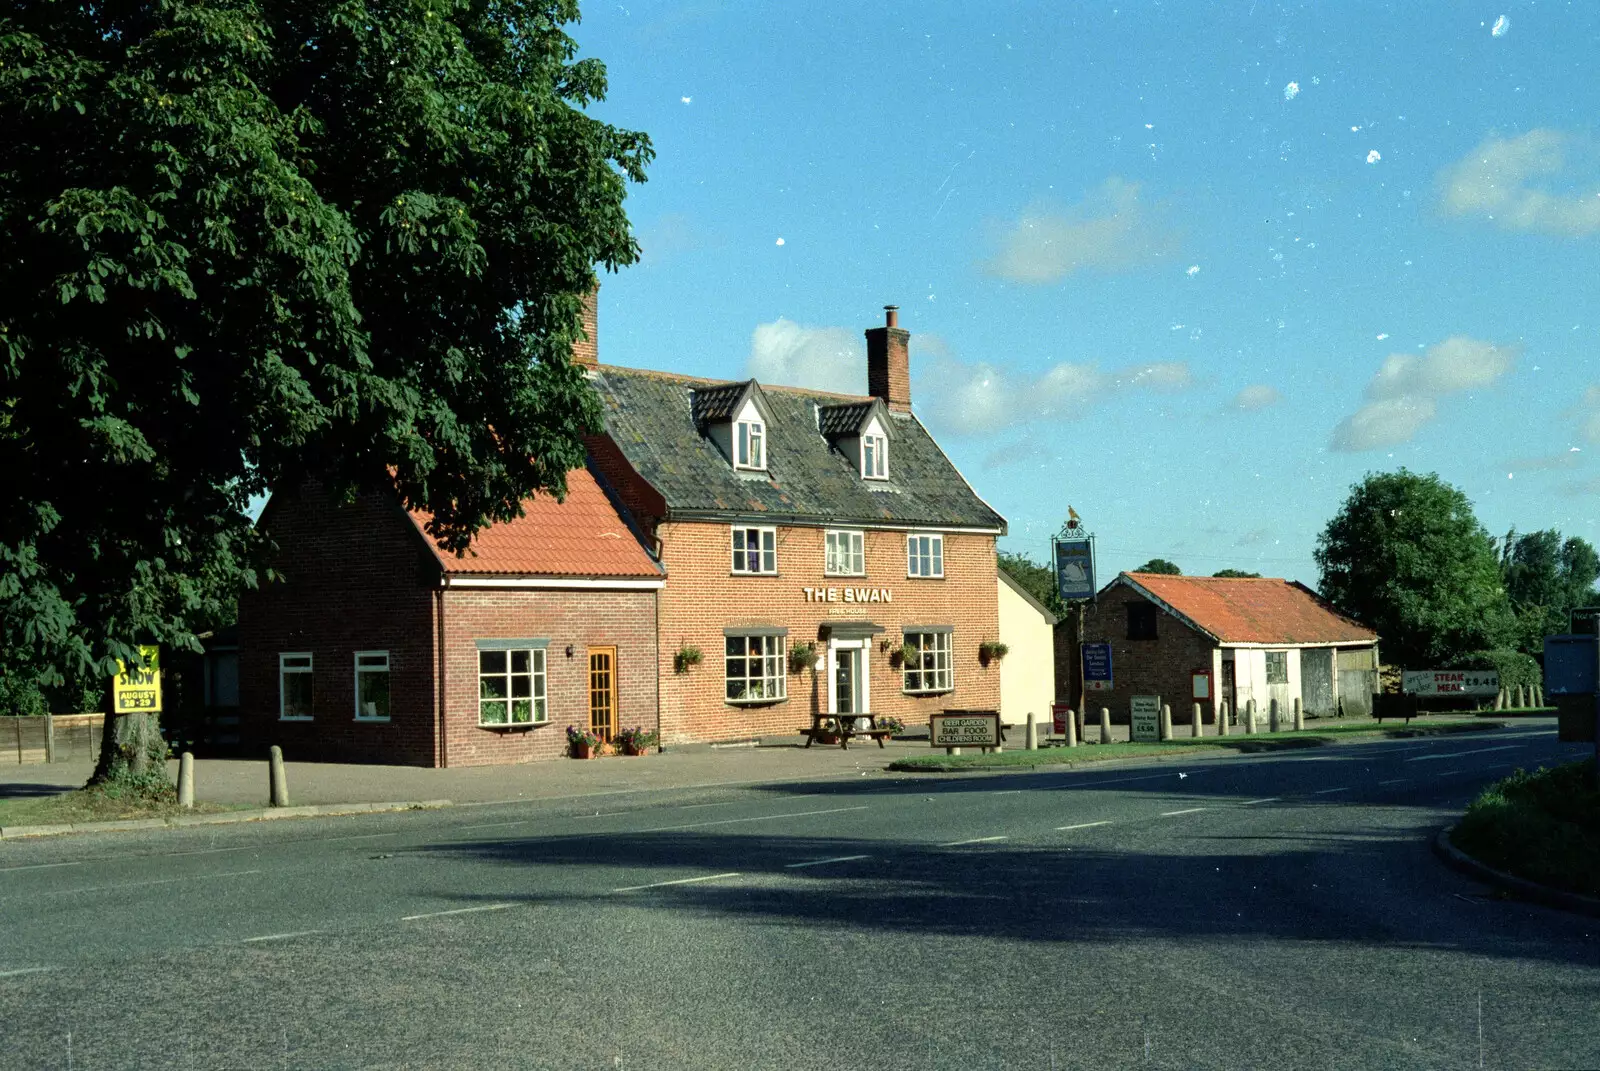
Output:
top-left (1054, 537), bottom-right (1096, 602)
top-left (1082, 643), bottom-right (1113, 691)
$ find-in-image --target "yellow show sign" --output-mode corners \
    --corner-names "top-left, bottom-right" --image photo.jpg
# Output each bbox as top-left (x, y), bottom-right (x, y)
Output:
top-left (113, 645), bottom-right (162, 714)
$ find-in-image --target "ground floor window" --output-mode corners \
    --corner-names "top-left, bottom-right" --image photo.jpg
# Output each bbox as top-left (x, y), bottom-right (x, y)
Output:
top-left (726, 634), bottom-right (786, 703)
top-left (354, 651), bottom-right (390, 721)
top-left (1265, 650), bottom-right (1289, 684)
top-left (478, 647), bottom-right (548, 725)
top-left (279, 653), bottom-right (313, 720)
top-left (903, 630), bottom-right (953, 694)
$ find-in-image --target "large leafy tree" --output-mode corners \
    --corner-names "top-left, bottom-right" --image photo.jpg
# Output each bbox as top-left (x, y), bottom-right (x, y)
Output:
top-left (1133, 558), bottom-right (1181, 575)
top-left (1, 0), bottom-right (649, 787)
top-left (1499, 528), bottom-right (1600, 649)
top-left (997, 551), bottom-right (1066, 617)
top-left (1315, 470), bottom-right (1515, 668)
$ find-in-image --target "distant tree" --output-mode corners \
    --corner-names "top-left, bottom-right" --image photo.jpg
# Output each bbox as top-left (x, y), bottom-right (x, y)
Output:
top-left (1499, 528), bottom-right (1600, 649)
top-left (1134, 559), bottom-right (1182, 575)
top-left (997, 552), bottom-right (1067, 617)
top-left (1212, 569), bottom-right (1262, 579)
top-left (1315, 470), bottom-right (1516, 668)
top-left (1, 0), bottom-right (650, 792)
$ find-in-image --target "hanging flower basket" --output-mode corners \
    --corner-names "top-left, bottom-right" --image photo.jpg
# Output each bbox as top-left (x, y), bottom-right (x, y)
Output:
top-left (978, 640), bottom-right (1010, 667)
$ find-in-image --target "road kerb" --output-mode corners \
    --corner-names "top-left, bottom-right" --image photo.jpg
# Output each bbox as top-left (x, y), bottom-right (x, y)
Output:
top-left (1432, 825), bottom-right (1600, 920)
top-left (0, 800), bottom-right (453, 840)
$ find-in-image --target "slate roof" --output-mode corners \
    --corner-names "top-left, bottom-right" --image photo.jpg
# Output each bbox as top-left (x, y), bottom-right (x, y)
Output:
top-left (408, 466), bottom-right (662, 578)
top-left (1115, 572), bottom-right (1377, 645)
top-left (689, 381), bottom-right (754, 425)
top-left (590, 366), bottom-right (1006, 531)
top-left (816, 400), bottom-right (883, 437)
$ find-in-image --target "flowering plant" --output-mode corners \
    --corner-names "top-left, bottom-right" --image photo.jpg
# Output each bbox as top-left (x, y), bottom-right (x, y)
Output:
top-left (566, 725), bottom-right (601, 751)
top-left (875, 716), bottom-right (905, 736)
top-left (615, 726), bottom-right (658, 750)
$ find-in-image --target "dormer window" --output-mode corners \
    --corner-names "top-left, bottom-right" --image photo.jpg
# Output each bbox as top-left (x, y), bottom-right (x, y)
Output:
top-left (736, 417), bottom-right (765, 470)
top-left (862, 433), bottom-right (887, 480)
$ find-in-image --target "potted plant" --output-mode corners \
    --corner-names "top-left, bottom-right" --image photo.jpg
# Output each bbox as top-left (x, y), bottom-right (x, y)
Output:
top-left (813, 716), bottom-right (841, 746)
top-left (876, 716), bottom-right (906, 737)
top-left (673, 644), bottom-right (703, 675)
top-left (892, 643), bottom-right (918, 669)
top-left (788, 641), bottom-right (817, 674)
top-left (978, 640), bottom-right (1009, 667)
top-left (566, 725), bottom-right (601, 759)
top-left (615, 726), bottom-right (658, 756)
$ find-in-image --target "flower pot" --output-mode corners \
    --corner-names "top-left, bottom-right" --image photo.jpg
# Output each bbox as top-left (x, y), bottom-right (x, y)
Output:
top-left (571, 743), bottom-right (595, 759)
top-left (622, 743), bottom-right (648, 756)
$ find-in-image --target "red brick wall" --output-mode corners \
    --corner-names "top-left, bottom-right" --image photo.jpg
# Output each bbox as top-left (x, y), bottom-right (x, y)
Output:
top-left (655, 521), bottom-right (1001, 744)
top-left (439, 588), bottom-right (657, 767)
top-left (238, 484), bottom-right (441, 765)
top-left (1056, 590), bottom-right (1218, 725)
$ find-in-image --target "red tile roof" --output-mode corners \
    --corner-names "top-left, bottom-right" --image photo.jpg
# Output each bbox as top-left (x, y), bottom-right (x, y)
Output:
top-left (1121, 572), bottom-right (1377, 644)
top-left (409, 467), bottom-right (661, 578)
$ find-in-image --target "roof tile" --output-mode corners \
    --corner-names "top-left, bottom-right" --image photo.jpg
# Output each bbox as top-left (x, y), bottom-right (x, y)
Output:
top-left (1122, 572), bottom-right (1377, 644)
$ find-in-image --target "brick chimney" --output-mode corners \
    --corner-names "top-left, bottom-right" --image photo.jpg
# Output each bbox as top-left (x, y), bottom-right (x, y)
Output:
top-left (571, 285), bottom-right (599, 368)
top-left (865, 305), bottom-right (911, 412)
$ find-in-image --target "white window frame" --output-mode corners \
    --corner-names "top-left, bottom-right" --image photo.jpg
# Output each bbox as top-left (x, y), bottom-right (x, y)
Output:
top-left (731, 526), bottom-right (778, 574)
top-left (353, 650), bottom-right (391, 722)
top-left (477, 646), bottom-right (548, 726)
top-left (278, 652), bottom-right (314, 721)
top-left (1265, 650), bottom-right (1289, 685)
top-left (725, 633), bottom-right (787, 704)
top-left (824, 529), bottom-right (866, 576)
top-left (903, 631), bottom-right (954, 694)
top-left (734, 418), bottom-right (765, 470)
top-left (861, 433), bottom-right (888, 480)
top-left (906, 533), bottom-right (945, 578)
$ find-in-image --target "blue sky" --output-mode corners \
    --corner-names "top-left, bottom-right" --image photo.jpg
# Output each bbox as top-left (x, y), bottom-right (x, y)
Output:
top-left (573, 1), bottom-right (1600, 583)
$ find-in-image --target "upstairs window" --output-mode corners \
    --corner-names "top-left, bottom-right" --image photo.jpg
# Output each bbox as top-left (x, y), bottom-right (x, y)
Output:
top-left (862, 434), bottom-right (887, 479)
top-left (732, 526), bottom-right (777, 574)
top-left (825, 530), bottom-right (865, 576)
top-left (1265, 650), bottom-right (1289, 684)
top-left (907, 533), bottom-right (944, 578)
top-left (735, 418), bottom-right (765, 470)
top-left (1126, 602), bottom-right (1158, 641)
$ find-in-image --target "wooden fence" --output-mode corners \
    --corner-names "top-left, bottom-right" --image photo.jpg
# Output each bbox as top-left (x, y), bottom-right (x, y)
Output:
top-left (1, 714), bottom-right (105, 764)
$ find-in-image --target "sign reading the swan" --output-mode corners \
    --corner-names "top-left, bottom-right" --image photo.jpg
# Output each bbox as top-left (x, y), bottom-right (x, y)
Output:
top-left (929, 711), bottom-right (1002, 748)
top-left (112, 645), bottom-right (162, 714)
top-left (802, 586), bottom-right (893, 604)
top-left (1053, 538), bottom-right (1095, 602)
top-left (1401, 670), bottom-right (1499, 697)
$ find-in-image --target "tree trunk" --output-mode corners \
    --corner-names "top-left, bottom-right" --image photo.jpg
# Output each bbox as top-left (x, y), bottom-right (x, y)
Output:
top-left (88, 683), bottom-right (171, 795)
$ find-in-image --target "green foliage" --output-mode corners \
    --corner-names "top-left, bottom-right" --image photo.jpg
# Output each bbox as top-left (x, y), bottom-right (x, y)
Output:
top-left (787, 641), bottom-right (816, 674)
top-left (978, 640), bottom-right (1009, 663)
top-left (1442, 648), bottom-right (1541, 692)
top-left (0, 2), bottom-right (650, 703)
top-left (1498, 528), bottom-right (1600, 651)
top-left (673, 645), bottom-right (702, 674)
top-left (1212, 569), bottom-right (1261, 578)
top-left (1453, 760), bottom-right (1600, 898)
top-left (614, 726), bottom-right (657, 750)
top-left (1315, 470), bottom-right (1516, 667)
top-left (1134, 558), bottom-right (1181, 575)
top-left (0, 669), bottom-right (47, 716)
top-left (996, 551), bottom-right (1066, 616)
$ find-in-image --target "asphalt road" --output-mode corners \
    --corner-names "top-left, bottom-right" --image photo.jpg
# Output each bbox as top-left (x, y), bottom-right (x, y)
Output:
top-left (1, 723), bottom-right (1594, 1070)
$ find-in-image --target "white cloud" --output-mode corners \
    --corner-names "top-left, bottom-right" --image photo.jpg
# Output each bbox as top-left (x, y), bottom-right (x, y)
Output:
top-left (920, 353), bottom-right (1196, 436)
top-left (1437, 129), bottom-right (1600, 237)
top-left (981, 177), bottom-right (1174, 284)
top-left (1329, 336), bottom-right (1517, 452)
top-left (1230, 384), bottom-right (1282, 411)
top-left (745, 319), bottom-right (864, 395)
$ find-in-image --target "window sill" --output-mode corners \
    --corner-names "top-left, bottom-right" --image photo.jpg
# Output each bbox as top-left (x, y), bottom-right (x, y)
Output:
top-left (278, 716), bottom-right (314, 723)
top-left (477, 721), bottom-right (548, 732)
top-left (903, 689), bottom-right (955, 698)
top-left (354, 716), bottom-right (391, 724)
top-left (824, 573), bottom-right (867, 579)
top-left (905, 575), bottom-right (946, 581)
top-left (729, 572), bottom-right (780, 577)
top-left (725, 696), bottom-right (788, 708)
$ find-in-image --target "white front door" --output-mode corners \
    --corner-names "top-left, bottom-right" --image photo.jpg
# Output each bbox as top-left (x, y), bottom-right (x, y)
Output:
top-left (827, 640), bottom-right (870, 716)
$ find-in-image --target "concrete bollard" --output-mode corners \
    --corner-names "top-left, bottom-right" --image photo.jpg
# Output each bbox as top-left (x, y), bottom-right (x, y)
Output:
top-left (269, 745), bottom-right (289, 807)
top-left (1495, 688), bottom-right (1505, 711)
top-left (946, 746), bottom-right (960, 756)
top-left (1219, 700), bottom-right (1231, 737)
top-left (1269, 698), bottom-right (1281, 733)
top-left (1193, 702), bottom-right (1204, 739)
top-left (1026, 712), bottom-right (1038, 751)
top-left (1076, 706), bottom-right (1086, 744)
top-left (1159, 704), bottom-right (1172, 742)
top-left (178, 751), bottom-right (195, 809)
top-left (44, 713), bottom-right (55, 764)
top-left (1515, 684), bottom-right (1526, 709)
top-left (1065, 709), bottom-right (1078, 748)
top-left (1100, 707), bottom-right (1112, 745)
top-left (1246, 699), bottom-right (1257, 734)
top-left (1293, 697), bottom-right (1304, 732)
top-left (1536, 684), bottom-right (1544, 708)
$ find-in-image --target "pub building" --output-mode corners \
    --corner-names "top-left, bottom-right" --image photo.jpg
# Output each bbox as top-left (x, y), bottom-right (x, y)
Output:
top-left (238, 299), bottom-right (1006, 764)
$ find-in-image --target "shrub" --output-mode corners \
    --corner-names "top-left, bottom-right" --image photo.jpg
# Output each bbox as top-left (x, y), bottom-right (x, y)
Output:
top-left (672, 644), bottom-right (703, 675)
top-left (565, 725), bottom-right (601, 752)
top-left (1452, 760), bottom-right (1600, 897)
top-left (788, 642), bottom-right (817, 674)
top-left (1442, 649), bottom-right (1541, 693)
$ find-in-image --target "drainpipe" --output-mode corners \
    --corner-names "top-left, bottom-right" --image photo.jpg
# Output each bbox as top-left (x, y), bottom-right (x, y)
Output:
top-left (435, 585), bottom-right (448, 768)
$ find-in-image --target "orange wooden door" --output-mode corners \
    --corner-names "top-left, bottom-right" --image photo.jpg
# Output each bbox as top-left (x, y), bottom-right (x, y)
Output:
top-left (588, 647), bottom-right (617, 742)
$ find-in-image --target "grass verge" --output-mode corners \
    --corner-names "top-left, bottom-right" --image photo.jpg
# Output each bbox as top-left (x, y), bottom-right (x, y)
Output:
top-left (885, 719), bottom-right (1502, 773)
top-left (0, 787), bottom-right (248, 828)
top-left (1450, 759), bottom-right (1600, 899)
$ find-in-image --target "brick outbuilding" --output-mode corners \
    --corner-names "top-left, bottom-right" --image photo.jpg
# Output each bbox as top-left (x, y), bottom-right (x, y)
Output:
top-left (1056, 572), bottom-right (1380, 726)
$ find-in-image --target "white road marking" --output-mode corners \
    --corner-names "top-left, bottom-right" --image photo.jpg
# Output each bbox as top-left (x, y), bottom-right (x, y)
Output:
top-left (401, 903), bottom-right (517, 921)
top-left (939, 835), bottom-right (1009, 847)
top-left (1405, 745), bottom-right (1518, 763)
top-left (612, 872), bottom-right (741, 893)
top-left (459, 819), bottom-right (535, 833)
top-left (1378, 778), bottom-right (1410, 786)
top-left (1055, 821), bottom-right (1113, 831)
top-left (1239, 798), bottom-right (1281, 806)
top-left (242, 930), bottom-right (323, 944)
top-left (1160, 808), bottom-right (1208, 817)
top-left (162, 846), bottom-right (257, 858)
top-left (58, 869), bottom-right (263, 896)
top-left (785, 855), bottom-right (871, 869)
top-left (0, 967), bottom-right (54, 978)
top-left (1440, 770), bottom-right (1464, 776)
top-left (991, 790), bottom-right (1024, 796)
top-left (1312, 787), bottom-right (1349, 795)
top-left (0, 861), bottom-right (83, 873)
top-left (641, 806), bottom-right (867, 833)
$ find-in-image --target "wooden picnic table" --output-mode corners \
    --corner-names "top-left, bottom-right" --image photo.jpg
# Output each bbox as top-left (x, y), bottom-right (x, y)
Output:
top-left (801, 713), bottom-right (894, 750)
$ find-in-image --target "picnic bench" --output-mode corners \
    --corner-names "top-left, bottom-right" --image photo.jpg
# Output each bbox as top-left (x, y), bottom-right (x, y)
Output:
top-left (801, 713), bottom-right (895, 749)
